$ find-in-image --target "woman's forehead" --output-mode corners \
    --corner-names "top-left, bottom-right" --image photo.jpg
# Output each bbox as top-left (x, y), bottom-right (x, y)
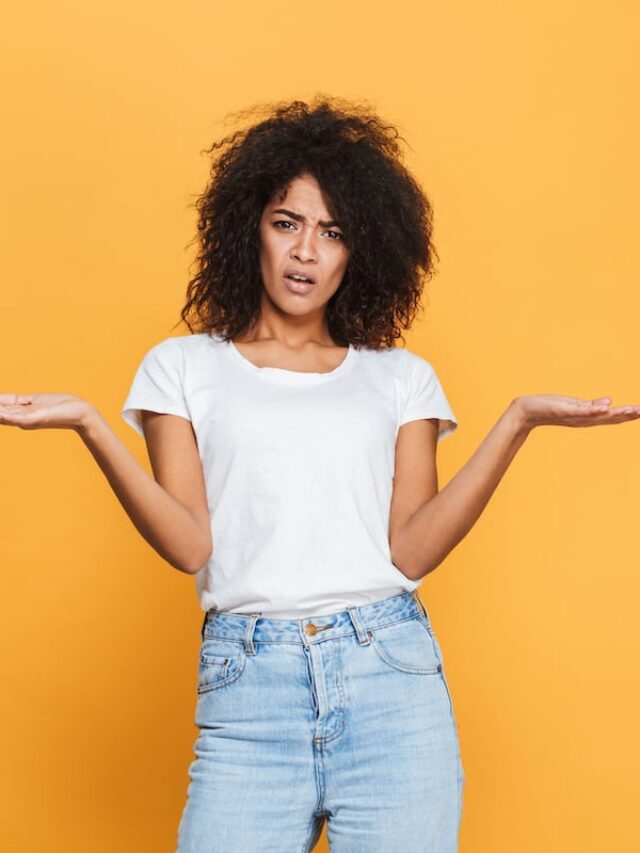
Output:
top-left (268, 175), bottom-right (336, 218)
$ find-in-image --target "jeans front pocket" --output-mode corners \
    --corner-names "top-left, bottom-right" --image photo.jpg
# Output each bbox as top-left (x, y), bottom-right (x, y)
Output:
top-left (367, 616), bottom-right (442, 675)
top-left (197, 637), bottom-right (247, 695)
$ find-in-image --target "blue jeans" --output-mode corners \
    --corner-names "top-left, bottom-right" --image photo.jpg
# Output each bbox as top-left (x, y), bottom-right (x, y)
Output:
top-left (176, 590), bottom-right (465, 852)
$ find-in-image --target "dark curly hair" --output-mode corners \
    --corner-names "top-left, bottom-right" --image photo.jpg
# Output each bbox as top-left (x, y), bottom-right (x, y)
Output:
top-left (173, 93), bottom-right (440, 349)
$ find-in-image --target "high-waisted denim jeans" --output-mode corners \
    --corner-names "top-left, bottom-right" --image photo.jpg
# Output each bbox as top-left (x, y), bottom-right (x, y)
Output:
top-left (176, 589), bottom-right (464, 852)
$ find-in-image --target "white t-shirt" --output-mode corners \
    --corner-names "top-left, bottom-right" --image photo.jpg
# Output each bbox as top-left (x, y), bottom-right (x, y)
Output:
top-left (121, 333), bottom-right (458, 618)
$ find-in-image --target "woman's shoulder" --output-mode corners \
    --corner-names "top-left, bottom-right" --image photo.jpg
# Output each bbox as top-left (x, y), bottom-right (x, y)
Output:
top-left (145, 332), bottom-right (219, 357)
top-left (165, 331), bottom-right (219, 346)
top-left (358, 343), bottom-right (429, 375)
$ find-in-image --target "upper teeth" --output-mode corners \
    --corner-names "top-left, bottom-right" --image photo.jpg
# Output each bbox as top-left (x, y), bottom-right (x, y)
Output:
top-left (289, 274), bottom-right (311, 282)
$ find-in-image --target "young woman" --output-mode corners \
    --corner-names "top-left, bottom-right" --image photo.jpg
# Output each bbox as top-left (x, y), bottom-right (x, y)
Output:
top-left (1, 96), bottom-right (638, 852)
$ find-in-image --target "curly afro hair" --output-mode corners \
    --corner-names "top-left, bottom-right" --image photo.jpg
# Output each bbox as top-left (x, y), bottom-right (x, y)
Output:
top-left (175, 94), bottom-right (440, 350)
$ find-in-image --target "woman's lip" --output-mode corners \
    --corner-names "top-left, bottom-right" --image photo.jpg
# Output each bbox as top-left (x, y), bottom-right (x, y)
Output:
top-left (283, 275), bottom-right (316, 294)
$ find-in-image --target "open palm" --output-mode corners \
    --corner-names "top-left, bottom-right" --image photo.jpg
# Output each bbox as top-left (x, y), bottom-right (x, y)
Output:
top-left (516, 394), bottom-right (640, 430)
top-left (0, 393), bottom-right (90, 431)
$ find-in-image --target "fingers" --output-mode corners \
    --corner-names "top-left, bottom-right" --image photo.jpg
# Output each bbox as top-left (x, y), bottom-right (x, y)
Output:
top-left (0, 406), bottom-right (31, 418)
top-left (0, 394), bottom-right (32, 406)
top-left (575, 398), bottom-right (640, 415)
top-left (616, 406), bottom-right (640, 416)
top-left (571, 399), bottom-right (610, 412)
top-left (586, 406), bottom-right (640, 423)
top-left (588, 398), bottom-right (612, 411)
top-left (569, 399), bottom-right (640, 422)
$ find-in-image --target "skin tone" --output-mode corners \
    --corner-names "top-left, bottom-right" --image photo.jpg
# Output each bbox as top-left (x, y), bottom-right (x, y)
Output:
top-left (1, 169), bottom-right (638, 430)
top-left (233, 172), bottom-right (351, 372)
top-left (0, 171), bottom-right (639, 582)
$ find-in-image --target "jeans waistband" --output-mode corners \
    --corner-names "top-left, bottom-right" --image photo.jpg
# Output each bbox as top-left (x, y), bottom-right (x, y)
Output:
top-left (200, 590), bottom-right (432, 649)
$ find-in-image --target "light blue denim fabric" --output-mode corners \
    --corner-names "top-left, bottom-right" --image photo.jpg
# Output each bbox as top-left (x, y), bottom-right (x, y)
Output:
top-left (176, 590), bottom-right (464, 852)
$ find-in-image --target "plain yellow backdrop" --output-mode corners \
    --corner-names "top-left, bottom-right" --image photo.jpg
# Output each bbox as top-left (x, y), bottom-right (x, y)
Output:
top-left (1, 1), bottom-right (638, 851)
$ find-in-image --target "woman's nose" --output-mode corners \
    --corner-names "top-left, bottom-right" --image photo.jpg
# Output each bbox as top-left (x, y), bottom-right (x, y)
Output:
top-left (292, 228), bottom-right (317, 260)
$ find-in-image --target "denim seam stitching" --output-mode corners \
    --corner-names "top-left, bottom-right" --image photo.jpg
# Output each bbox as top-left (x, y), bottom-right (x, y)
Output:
top-left (367, 632), bottom-right (442, 675)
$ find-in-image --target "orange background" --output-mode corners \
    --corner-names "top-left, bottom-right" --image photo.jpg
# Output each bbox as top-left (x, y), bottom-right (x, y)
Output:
top-left (1, 1), bottom-right (639, 850)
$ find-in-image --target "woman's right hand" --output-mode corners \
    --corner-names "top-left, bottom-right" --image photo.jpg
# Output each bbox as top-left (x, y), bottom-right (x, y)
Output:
top-left (0, 393), bottom-right (94, 431)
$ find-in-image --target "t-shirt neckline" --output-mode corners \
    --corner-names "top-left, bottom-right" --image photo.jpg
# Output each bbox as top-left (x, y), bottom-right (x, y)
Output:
top-left (221, 336), bottom-right (358, 384)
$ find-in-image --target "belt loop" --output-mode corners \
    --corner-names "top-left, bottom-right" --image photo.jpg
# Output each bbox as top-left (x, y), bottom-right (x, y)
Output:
top-left (243, 614), bottom-right (260, 656)
top-left (347, 605), bottom-right (371, 646)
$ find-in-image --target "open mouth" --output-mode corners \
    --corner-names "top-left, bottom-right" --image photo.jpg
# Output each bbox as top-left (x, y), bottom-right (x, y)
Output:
top-left (283, 274), bottom-right (316, 294)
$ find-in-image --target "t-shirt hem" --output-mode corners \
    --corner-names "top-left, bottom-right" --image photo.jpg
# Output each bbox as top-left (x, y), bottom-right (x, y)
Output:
top-left (121, 398), bottom-right (192, 436)
top-left (397, 412), bottom-right (458, 441)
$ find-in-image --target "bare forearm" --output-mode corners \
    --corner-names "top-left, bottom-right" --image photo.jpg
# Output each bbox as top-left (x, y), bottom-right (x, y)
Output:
top-left (391, 399), bottom-right (531, 581)
top-left (76, 408), bottom-right (210, 574)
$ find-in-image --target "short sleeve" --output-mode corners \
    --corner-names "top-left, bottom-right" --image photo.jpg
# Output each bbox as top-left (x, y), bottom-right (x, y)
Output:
top-left (398, 350), bottom-right (458, 442)
top-left (121, 337), bottom-right (191, 437)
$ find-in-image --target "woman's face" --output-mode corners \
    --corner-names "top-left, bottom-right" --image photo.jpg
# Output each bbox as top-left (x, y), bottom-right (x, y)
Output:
top-left (258, 173), bottom-right (350, 318)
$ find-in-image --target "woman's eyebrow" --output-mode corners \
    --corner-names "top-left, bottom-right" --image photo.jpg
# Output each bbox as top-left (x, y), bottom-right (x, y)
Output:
top-left (272, 208), bottom-right (340, 228)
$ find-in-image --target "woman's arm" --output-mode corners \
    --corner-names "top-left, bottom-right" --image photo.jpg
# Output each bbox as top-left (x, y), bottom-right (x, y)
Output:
top-left (391, 400), bottom-right (528, 580)
top-left (0, 393), bottom-right (212, 574)
top-left (78, 406), bottom-right (212, 575)
top-left (390, 395), bottom-right (640, 581)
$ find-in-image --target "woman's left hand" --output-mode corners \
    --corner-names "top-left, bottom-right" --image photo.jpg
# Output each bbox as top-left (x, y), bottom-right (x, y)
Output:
top-left (513, 394), bottom-right (640, 432)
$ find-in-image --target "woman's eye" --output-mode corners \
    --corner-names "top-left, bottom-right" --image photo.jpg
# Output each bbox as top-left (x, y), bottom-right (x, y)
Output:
top-left (272, 221), bottom-right (343, 241)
